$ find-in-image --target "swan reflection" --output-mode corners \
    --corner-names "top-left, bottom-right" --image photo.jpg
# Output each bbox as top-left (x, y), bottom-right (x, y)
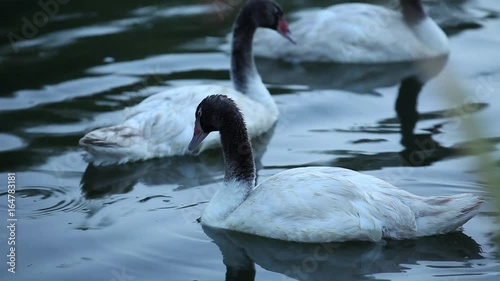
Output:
top-left (258, 56), bottom-right (449, 151)
top-left (204, 226), bottom-right (483, 281)
top-left (80, 128), bottom-right (275, 199)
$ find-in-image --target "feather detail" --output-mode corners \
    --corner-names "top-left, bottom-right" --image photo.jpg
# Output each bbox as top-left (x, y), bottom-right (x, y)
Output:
top-left (202, 167), bottom-right (482, 243)
top-left (80, 85), bottom-right (278, 165)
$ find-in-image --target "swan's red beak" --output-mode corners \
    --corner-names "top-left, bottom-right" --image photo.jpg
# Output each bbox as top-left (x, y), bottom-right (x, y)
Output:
top-left (188, 119), bottom-right (208, 152)
top-left (277, 17), bottom-right (297, 44)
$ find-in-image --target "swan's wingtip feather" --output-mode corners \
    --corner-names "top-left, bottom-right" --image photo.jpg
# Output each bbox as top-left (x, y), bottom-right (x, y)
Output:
top-left (79, 137), bottom-right (120, 148)
top-left (460, 195), bottom-right (484, 214)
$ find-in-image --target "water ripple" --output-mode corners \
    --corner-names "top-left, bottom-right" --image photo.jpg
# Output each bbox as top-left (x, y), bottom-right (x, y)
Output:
top-left (0, 185), bottom-right (90, 219)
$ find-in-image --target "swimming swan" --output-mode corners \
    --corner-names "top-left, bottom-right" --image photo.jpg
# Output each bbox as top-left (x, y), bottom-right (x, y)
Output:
top-left (189, 95), bottom-right (482, 243)
top-left (79, 0), bottom-right (296, 165)
top-left (252, 0), bottom-right (449, 63)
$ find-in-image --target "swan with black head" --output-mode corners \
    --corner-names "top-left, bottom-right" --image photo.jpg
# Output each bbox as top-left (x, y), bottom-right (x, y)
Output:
top-left (79, 0), bottom-right (296, 165)
top-left (189, 95), bottom-right (482, 243)
top-left (252, 0), bottom-right (449, 63)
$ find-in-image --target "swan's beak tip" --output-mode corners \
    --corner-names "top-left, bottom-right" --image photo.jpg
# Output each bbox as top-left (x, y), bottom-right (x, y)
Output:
top-left (286, 32), bottom-right (298, 45)
top-left (188, 119), bottom-right (208, 152)
top-left (278, 18), bottom-right (297, 45)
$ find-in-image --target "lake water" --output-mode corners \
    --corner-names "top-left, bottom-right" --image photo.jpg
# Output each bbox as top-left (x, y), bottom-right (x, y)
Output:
top-left (0, 0), bottom-right (499, 280)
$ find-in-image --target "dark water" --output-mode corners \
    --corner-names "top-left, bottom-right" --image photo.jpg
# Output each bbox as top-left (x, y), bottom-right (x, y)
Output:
top-left (1, 0), bottom-right (499, 280)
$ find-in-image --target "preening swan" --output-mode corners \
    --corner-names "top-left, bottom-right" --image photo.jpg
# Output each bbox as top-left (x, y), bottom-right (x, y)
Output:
top-left (79, 0), bottom-right (295, 165)
top-left (189, 95), bottom-right (483, 243)
top-left (252, 0), bottom-right (449, 63)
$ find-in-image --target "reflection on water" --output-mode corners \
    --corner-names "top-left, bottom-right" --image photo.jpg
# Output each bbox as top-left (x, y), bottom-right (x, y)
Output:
top-left (0, 185), bottom-right (90, 219)
top-left (80, 154), bottom-right (223, 199)
top-left (322, 137), bottom-right (500, 172)
top-left (204, 226), bottom-right (483, 281)
top-left (0, 0), bottom-right (499, 280)
top-left (268, 135), bottom-right (500, 174)
top-left (80, 127), bottom-right (275, 198)
top-left (259, 56), bottom-right (449, 150)
top-left (257, 56), bottom-right (448, 93)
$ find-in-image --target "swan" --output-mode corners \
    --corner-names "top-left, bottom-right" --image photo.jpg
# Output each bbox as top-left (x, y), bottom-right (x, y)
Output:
top-left (79, 0), bottom-right (296, 165)
top-left (189, 95), bottom-right (483, 243)
top-left (251, 0), bottom-right (449, 63)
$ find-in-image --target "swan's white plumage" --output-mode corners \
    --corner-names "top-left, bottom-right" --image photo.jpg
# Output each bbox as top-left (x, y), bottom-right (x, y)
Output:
top-left (202, 167), bottom-right (482, 243)
top-left (252, 4), bottom-right (449, 63)
top-left (80, 84), bottom-right (278, 165)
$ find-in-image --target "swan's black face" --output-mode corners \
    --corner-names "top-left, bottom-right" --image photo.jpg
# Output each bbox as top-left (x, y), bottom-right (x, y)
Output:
top-left (252, 0), bottom-right (296, 44)
top-left (188, 95), bottom-right (226, 152)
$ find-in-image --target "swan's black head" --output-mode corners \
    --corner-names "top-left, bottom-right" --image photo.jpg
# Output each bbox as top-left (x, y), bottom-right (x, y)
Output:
top-left (401, 0), bottom-right (426, 22)
top-left (188, 95), bottom-right (242, 151)
top-left (242, 0), bottom-right (296, 44)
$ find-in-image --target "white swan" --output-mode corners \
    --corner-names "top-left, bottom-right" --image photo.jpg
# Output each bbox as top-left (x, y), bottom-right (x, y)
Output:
top-left (79, 0), bottom-right (296, 165)
top-left (252, 0), bottom-right (449, 63)
top-left (189, 95), bottom-right (483, 243)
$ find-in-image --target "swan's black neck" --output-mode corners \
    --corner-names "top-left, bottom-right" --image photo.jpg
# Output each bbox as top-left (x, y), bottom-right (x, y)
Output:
top-left (218, 105), bottom-right (256, 186)
top-left (226, 266), bottom-right (256, 281)
top-left (231, 6), bottom-right (258, 95)
top-left (401, 0), bottom-right (426, 23)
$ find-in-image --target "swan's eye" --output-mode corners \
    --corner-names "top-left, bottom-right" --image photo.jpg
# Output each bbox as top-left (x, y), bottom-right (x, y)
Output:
top-left (273, 7), bottom-right (282, 17)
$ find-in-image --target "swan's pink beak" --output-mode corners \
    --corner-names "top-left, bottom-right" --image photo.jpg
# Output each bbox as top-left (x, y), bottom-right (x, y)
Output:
top-left (278, 17), bottom-right (297, 44)
top-left (188, 119), bottom-right (208, 152)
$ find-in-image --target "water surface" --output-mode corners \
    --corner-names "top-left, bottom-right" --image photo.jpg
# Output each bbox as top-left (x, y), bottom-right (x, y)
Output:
top-left (0, 0), bottom-right (499, 280)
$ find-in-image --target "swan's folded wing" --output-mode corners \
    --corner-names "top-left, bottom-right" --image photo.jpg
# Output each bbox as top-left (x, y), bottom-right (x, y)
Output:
top-left (80, 99), bottom-right (195, 164)
top-left (225, 167), bottom-right (417, 242)
top-left (80, 84), bottom-right (275, 164)
top-left (80, 85), bottom-right (231, 163)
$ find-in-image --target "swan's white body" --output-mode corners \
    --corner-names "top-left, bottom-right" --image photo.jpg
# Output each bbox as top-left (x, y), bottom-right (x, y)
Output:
top-left (80, 0), bottom-right (297, 165)
top-left (202, 167), bottom-right (482, 243)
top-left (80, 83), bottom-right (277, 165)
top-left (252, 3), bottom-right (449, 63)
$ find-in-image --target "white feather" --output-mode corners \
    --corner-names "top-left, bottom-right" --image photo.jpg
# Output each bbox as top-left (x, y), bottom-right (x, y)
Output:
top-left (201, 167), bottom-right (482, 243)
top-left (80, 84), bottom-right (278, 165)
top-left (251, 3), bottom-right (449, 63)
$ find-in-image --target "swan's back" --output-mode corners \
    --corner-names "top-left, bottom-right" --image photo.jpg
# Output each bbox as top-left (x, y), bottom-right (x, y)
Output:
top-left (212, 167), bottom-right (481, 243)
top-left (223, 167), bottom-right (416, 242)
top-left (253, 3), bottom-right (449, 63)
top-left (80, 85), bottom-right (277, 165)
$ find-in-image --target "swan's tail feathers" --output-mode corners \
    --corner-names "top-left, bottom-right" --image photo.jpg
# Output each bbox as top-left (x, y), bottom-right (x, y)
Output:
top-left (417, 194), bottom-right (483, 236)
top-left (79, 125), bottom-right (146, 165)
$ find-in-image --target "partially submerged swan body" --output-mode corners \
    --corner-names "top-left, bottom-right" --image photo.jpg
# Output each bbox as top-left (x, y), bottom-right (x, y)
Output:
top-left (190, 95), bottom-right (482, 243)
top-left (252, 0), bottom-right (449, 63)
top-left (79, 0), bottom-right (295, 165)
